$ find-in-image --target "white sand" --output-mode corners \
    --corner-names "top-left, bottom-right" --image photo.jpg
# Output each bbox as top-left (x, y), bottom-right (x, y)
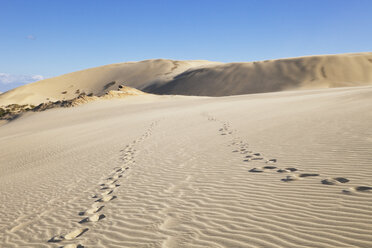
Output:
top-left (1, 86), bottom-right (372, 247)
top-left (1, 52), bottom-right (372, 106)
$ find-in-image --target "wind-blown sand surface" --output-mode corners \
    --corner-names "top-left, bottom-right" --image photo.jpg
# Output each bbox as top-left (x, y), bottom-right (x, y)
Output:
top-left (1, 86), bottom-right (372, 247)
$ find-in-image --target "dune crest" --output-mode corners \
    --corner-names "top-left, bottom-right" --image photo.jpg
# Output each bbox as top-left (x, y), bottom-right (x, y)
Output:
top-left (1, 53), bottom-right (372, 106)
top-left (0, 59), bottom-right (219, 106)
top-left (148, 52), bottom-right (372, 96)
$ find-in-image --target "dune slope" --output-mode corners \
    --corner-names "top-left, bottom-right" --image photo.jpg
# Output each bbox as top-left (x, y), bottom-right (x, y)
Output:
top-left (0, 60), bottom-right (219, 106)
top-left (1, 86), bottom-right (372, 247)
top-left (1, 53), bottom-right (372, 105)
top-left (148, 52), bottom-right (372, 96)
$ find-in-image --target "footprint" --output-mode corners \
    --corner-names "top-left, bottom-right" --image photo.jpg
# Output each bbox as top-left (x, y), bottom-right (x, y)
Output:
top-left (249, 168), bottom-right (263, 173)
top-left (49, 228), bottom-right (89, 243)
top-left (48, 236), bottom-right (64, 243)
top-left (299, 173), bottom-right (320, 177)
top-left (343, 186), bottom-right (372, 194)
top-left (96, 195), bottom-right (116, 202)
top-left (244, 157), bottom-right (263, 162)
top-left (100, 182), bottom-right (120, 190)
top-left (277, 168), bottom-right (298, 173)
top-left (101, 190), bottom-right (113, 196)
top-left (251, 157), bottom-right (264, 161)
top-left (103, 184), bottom-right (120, 190)
top-left (281, 175), bottom-right (299, 182)
top-left (79, 205), bottom-right (104, 216)
top-left (281, 173), bottom-right (319, 182)
top-left (249, 166), bottom-right (277, 173)
top-left (107, 174), bottom-right (122, 180)
top-left (100, 179), bottom-right (118, 186)
top-left (60, 244), bottom-right (84, 248)
top-left (87, 205), bottom-right (104, 214)
top-left (266, 159), bottom-right (277, 163)
top-left (321, 177), bottom-right (350, 185)
top-left (64, 228), bottom-right (89, 240)
top-left (355, 186), bottom-right (372, 191)
top-left (79, 214), bottom-right (105, 224)
top-left (263, 166), bottom-right (277, 170)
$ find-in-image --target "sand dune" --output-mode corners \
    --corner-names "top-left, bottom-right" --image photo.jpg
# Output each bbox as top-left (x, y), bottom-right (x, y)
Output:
top-left (0, 60), bottom-right (219, 106)
top-left (1, 53), bottom-right (372, 105)
top-left (150, 52), bottom-right (372, 96)
top-left (1, 86), bottom-right (372, 247)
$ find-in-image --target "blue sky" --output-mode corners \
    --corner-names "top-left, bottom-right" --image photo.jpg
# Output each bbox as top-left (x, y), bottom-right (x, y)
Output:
top-left (0, 0), bottom-right (371, 92)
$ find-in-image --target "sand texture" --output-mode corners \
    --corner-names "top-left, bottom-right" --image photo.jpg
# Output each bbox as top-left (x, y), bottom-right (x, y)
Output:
top-left (1, 52), bottom-right (372, 106)
top-left (1, 86), bottom-right (372, 247)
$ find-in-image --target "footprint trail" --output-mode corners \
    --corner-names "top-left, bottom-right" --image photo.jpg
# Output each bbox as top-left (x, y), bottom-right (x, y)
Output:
top-left (47, 120), bottom-right (159, 246)
top-left (205, 113), bottom-right (352, 194)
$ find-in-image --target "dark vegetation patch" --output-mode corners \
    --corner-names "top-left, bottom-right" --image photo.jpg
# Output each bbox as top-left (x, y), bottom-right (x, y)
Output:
top-left (0, 104), bottom-right (35, 119)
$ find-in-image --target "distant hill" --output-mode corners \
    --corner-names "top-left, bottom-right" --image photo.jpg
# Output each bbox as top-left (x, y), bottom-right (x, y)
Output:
top-left (1, 53), bottom-right (372, 106)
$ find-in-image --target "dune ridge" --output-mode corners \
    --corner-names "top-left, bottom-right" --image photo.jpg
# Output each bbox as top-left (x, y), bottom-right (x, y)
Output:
top-left (149, 52), bottom-right (372, 96)
top-left (1, 52), bottom-right (372, 106)
top-left (0, 60), bottom-right (219, 106)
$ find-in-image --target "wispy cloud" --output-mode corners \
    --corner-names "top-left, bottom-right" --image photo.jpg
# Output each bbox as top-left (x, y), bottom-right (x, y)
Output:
top-left (26, 34), bottom-right (36, 40)
top-left (0, 73), bottom-right (44, 92)
top-left (0, 73), bottom-right (44, 85)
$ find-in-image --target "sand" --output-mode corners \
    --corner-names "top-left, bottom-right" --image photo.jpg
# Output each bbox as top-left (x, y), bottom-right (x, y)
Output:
top-left (150, 52), bottom-right (372, 96)
top-left (1, 52), bottom-right (372, 106)
top-left (1, 86), bottom-right (372, 247)
top-left (0, 60), bottom-right (220, 106)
